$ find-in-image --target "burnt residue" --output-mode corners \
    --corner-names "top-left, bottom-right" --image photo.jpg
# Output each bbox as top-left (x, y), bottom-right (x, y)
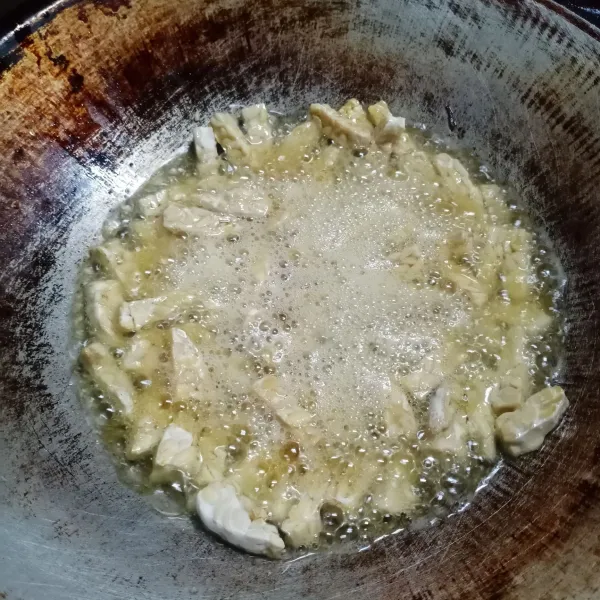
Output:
top-left (77, 5), bottom-right (89, 22)
top-left (1, 0), bottom-right (600, 598)
top-left (437, 37), bottom-right (457, 58)
top-left (47, 51), bottom-right (70, 70)
top-left (90, 0), bottom-right (132, 15)
top-left (68, 69), bottom-right (84, 92)
top-left (445, 104), bottom-right (457, 131)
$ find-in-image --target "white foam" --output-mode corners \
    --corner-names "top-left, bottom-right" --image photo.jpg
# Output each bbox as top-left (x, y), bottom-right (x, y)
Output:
top-left (165, 159), bottom-right (470, 435)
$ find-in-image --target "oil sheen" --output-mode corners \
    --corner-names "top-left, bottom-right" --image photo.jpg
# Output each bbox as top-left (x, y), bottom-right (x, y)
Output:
top-left (76, 101), bottom-right (566, 556)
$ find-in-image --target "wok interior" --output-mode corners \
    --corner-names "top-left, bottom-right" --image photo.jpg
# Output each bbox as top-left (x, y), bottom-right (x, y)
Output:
top-left (1, 0), bottom-right (600, 598)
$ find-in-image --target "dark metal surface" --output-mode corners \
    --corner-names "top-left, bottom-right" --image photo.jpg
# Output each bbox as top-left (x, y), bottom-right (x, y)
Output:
top-left (2, 0), bottom-right (600, 34)
top-left (563, 2), bottom-right (600, 27)
top-left (1, 0), bottom-right (600, 598)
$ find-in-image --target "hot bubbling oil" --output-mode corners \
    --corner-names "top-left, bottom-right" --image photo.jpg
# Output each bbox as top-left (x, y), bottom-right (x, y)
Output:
top-left (77, 103), bottom-right (566, 554)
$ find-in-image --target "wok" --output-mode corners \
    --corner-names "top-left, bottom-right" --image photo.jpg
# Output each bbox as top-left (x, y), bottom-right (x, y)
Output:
top-left (1, 0), bottom-right (600, 598)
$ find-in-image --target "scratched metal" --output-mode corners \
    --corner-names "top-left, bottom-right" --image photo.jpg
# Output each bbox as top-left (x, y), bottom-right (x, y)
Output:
top-left (0, 0), bottom-right (599, 598)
